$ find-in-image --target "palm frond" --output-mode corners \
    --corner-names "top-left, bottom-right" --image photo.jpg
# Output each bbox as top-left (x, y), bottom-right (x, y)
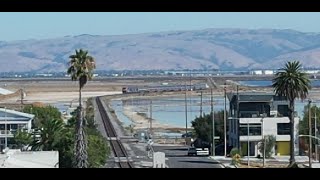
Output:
top-left (67, 49), bottom-right (96, 88)
top-left (272, 60), bottom-right (311, 101)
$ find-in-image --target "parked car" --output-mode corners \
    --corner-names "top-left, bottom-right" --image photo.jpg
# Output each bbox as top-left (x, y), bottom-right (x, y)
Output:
top-left (192, 138), bottom-right (211, 148)
top-left (187, 146), bottom-right (210, 156)
top-left (187, 147), bottom-right (197, 156)
top-left (181, 132), bottom-right (193, 138)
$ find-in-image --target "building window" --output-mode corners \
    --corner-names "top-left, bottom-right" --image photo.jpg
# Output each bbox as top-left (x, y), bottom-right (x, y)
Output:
top-left (239, 123), bottom-right (261, 136)
top-left (277, 123), bottom-right (290, 135)
top-left (0, 138), bottom-right (4, 144)
top-left (278, 105), bottom-right (289, 117)
top-left (10, 124), bottom-right (18, 130)
top-left (18, 124), bottom-right (27, 130)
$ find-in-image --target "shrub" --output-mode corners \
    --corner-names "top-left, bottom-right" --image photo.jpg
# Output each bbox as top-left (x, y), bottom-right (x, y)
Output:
top-left (230, 148), bottom-right (241, 166)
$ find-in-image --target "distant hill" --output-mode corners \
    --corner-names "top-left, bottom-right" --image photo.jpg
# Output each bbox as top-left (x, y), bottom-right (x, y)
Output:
top-left (1, 28), bottom-right (320, 72)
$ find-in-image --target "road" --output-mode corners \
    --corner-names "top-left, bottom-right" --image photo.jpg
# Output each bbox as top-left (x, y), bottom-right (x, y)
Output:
top-left (153, 145), bottom-right (222, 168)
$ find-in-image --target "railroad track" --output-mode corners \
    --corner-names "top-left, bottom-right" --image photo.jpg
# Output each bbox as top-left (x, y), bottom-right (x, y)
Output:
top-left (96, 97), bottom-right (134, 168)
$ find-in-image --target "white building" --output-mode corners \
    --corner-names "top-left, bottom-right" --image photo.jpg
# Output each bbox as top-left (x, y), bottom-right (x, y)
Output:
top-left (0, 150), bottom-right (59, 168)
top-left (263, 70), bottom-right (274, 75)
top-left (249, 70), bottom-right (274, 75)
top-left (0, 108), bottom-right (34, 150)
top-left (228, 92), bottom-right (299, 157)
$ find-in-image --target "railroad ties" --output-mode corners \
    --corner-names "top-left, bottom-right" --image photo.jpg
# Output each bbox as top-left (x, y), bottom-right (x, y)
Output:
top-left (96, 97), bottom-right (134, 168)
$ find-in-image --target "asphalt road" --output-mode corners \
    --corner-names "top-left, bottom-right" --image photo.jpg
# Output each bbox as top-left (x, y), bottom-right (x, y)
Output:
top-left (153, 145), bottom-right (222, 168)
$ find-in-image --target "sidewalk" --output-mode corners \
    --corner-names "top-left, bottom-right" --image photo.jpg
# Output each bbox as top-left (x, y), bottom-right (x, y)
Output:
top-left (209, 156), bottom-right (318, 168)
top-left (209, 156), bottom-right (235, 168)
top-left (303, 163), bottom-right (320, 168)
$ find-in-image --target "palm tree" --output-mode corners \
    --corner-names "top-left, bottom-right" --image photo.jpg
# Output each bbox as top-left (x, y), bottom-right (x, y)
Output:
top-left (67, 49), bottom-right (96, 168)
top-left (272, 60), bottom-right (311, 167)
top-left (31, 118), bottom-right (65, 151)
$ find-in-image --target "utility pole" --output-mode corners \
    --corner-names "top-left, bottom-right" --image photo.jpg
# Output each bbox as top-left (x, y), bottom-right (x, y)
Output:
top-left (308, 100), bottom-right (312, 168)
top-left (315, 110), bottom-right (318, 162)
top-left (185, 81), bottom-right (188, 145)
top-left (4, 107), bottom-right (7, 149)
top-left (261, 117), bottom-right (266, 167)
top-left (200, 91), bottom-right (203, 117)
top-left (20, 88), bottom-right (24, 111)
top-left (224, 82), bottom-right (227, 157)
top-left (247, 121), bottom-right (250, 167)
top-left (149, 100), bottom-right (153, 136)
top-left (21, 88), bottom-right (24, 105)
top-left (211, 88), bottom-right (215, 156)
top-left (236, 85), bottom-right (240, 150)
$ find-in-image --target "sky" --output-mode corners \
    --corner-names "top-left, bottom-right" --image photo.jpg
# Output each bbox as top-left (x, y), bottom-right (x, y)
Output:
top-left (1, 12), bottom-right (320, 41)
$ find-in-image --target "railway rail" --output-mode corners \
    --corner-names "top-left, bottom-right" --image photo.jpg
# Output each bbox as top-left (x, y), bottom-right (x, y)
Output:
top-left (96, 97), bottom-right (134, 168)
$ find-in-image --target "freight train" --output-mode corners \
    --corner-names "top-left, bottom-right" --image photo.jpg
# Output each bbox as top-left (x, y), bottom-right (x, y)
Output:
top-left (122, 83), bottom-right (209, 94)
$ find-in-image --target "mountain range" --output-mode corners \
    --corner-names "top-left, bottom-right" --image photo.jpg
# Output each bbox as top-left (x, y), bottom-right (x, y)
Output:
top-left (2, 28), bottom-right (320, 72)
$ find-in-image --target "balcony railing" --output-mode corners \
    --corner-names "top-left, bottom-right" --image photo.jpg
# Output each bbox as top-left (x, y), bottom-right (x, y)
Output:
top-left (0, 130), bottom-right (13, 135)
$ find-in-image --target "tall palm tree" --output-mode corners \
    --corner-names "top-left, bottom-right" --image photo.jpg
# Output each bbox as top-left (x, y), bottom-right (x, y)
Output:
top-left (31, 118), bottom-right (65, 151)
top-left (67, 49), bottom-right (96, 168)
top-left (272, 60), bottom-right (311, 167)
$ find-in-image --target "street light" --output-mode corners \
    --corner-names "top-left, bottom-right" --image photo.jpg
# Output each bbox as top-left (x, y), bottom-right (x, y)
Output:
top-left (223, 82), bottom-right (227, 157)
top-left (4, 107), bottom-right (7, 149)
top-left (260, 113), bottom-right (266, 167)
top-left (211, 88), bottom-right (215, 156)
top-left (308, 99), bottom-right (312, 168)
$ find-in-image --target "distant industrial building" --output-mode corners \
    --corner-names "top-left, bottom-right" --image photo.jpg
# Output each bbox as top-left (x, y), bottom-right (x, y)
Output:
top-left (163, 70), bottom-right (220, 76)
top-left (249, 70), bottom-right (274, 75)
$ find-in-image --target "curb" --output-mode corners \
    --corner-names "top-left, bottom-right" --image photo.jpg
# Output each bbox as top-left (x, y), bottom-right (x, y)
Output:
top-left (209, 157), bottom-right (236, 168)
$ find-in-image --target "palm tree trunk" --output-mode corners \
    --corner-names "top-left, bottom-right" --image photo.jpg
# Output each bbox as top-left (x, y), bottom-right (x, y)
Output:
top-left (74, 86), bottom-right (88, 168)
top-left (289, 100), bottom-right (296, 166)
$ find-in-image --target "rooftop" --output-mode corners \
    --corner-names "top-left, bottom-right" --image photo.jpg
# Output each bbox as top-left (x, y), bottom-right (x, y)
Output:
top-left (0, 150), bottom-right (59, 168)
top-left (0, 108), bottom-right (34, 120)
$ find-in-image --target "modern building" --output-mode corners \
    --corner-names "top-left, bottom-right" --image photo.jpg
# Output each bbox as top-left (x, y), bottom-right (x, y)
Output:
top-left (0, 108), bottom-right (34, 150)
top-left (227, 92), bottom-right (299, 157)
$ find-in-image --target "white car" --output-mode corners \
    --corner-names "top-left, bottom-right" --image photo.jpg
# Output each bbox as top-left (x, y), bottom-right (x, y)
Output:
top-left (195, 148), bottom-right (209, 156)
top-left (187, 147), bottom-right (209, 156)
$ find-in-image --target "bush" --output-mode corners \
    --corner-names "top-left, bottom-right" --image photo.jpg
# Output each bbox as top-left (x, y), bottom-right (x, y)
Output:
top-left (230, 148), bottom-right (241, 166)
top-left (258, 135), bottom-right (276, 158)
top-left (230, 147), bottom-right (241, 157)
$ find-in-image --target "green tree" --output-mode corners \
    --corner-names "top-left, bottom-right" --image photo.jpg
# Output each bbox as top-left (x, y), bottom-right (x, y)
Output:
top-left (191, 110), bottom-right (228, 143)
top-left (23, 105), bottom-right (62, 127)
top-left (31, 118), bottom-right (65, 151)
top-left (13, 129), bottom-right (32, 149)
top-left (272, 60), bottom-right (311, 167)
top-left (87, 134), bottom-right (110, 168)
top-left (67, 49), bottom-right (96, 168)
top-left (57, 127), bottom-right (75, 168)
top-left (258, 135), bottom-right (276, 158)
top-left (299, 105), bottom-right (320, 153)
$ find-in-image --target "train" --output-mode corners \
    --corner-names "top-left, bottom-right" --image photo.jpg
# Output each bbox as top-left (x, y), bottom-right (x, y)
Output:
top-left (122, 83), bottom-right (209, 94)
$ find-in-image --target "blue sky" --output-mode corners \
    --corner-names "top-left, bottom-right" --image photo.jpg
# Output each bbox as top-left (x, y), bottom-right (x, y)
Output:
top-left (1, 12), bottom-right (320, 41)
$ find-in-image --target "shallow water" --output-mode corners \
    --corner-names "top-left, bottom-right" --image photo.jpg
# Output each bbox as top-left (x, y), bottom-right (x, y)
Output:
top-left (110, 95), bottom-right (316, 129)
